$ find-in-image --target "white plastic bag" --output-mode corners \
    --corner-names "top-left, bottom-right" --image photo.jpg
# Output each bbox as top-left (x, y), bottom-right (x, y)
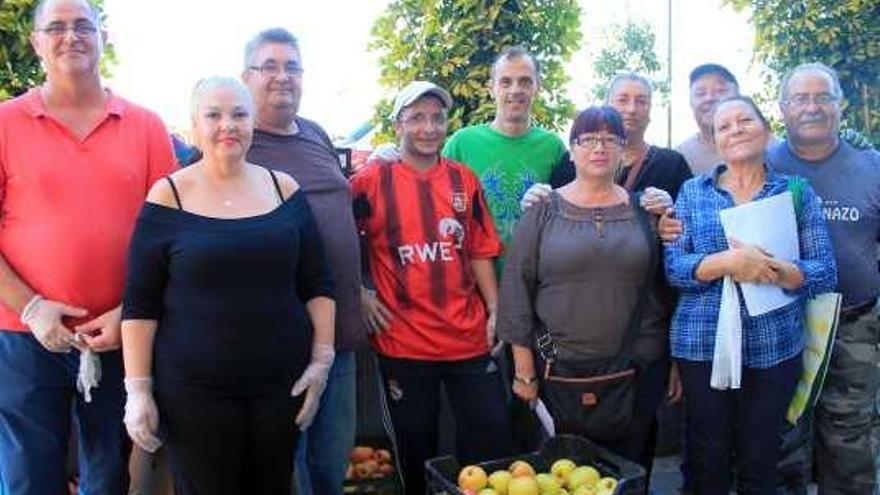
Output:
top-left (711, 275), bottom-right (742, 390)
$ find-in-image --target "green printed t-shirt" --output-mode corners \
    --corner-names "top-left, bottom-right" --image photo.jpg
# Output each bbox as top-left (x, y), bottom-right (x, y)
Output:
top-left (442, 124), bottom-right (566, 260)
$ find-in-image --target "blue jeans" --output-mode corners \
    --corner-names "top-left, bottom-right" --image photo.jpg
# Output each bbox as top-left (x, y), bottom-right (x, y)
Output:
top-left (294, 350), bottom-right (357, 495)
top-left (0, 332), bottom-right (128, 495)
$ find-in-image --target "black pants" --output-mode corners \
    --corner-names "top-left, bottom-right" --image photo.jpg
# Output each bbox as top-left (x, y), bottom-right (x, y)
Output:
top-left (377, 354), bottom-right (514, 495)
top-left (679, 355), bottom-right (800, 495)
top-left (156, 383), bottom-right (303, 495)
top-left (599, 358), bottom-right (668, 476)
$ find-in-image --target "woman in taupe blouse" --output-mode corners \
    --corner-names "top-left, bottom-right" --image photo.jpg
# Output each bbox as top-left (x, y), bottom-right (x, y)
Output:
top-left (497, 106), bottom-right (671, 475)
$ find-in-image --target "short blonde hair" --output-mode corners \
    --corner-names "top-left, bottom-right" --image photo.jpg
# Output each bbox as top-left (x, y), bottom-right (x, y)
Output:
top-left (189, 76), bottom-right (255, 119)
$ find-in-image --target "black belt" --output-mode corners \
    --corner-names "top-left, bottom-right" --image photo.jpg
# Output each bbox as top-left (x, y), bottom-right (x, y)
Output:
top-left (840, 299), bottom-right (876, 325)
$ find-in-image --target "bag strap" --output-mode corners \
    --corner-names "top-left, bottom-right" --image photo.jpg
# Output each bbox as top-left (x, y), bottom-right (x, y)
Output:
top-left (788, 176), bottom-right (805, 223)
top-left (536, 192), bottom-right (659, 361)
top-left (618, 192), bottom-right (660, 359)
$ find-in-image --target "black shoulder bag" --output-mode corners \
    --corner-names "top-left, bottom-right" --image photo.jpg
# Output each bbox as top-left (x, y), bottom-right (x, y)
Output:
top-left (535, 193), bottom-right (659, 444)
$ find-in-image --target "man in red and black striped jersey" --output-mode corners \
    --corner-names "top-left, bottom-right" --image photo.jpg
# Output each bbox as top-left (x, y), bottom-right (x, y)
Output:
top-left (352, 81), bottom-right (513, 494)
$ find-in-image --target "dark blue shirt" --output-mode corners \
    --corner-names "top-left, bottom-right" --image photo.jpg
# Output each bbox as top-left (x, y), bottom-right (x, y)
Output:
top-left (768, 141), bottom-right (880, 307)
top-left (122, 192), bottom-right (334, 393)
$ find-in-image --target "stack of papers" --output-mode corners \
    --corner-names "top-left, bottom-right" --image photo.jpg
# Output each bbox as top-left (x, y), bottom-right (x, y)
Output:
top-left (719, 191), bottom-right (799, 316)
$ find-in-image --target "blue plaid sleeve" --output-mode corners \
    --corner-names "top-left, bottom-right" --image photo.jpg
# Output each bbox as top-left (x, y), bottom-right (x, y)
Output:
top-left (665, 178), bottom-right (714, 292)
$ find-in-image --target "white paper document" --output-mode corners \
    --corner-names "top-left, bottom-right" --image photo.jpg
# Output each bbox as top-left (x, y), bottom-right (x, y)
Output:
top-left (718, 191), bottom-right (800, 316)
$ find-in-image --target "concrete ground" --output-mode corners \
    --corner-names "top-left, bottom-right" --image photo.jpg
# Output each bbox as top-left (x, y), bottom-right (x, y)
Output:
top-left (647, 454), bottom-right (818, 495)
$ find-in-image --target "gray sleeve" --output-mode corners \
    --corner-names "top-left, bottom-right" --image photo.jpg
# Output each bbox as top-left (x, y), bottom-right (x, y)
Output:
top-left (496, 199), bottom-right (550, 347)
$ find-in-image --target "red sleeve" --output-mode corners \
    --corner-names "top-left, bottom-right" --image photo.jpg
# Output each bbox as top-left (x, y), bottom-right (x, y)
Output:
top-left (144, 113), bottom-right (178, 189)
top-left (349, 165), bottom-right (376, 235)
top-left (465, 171), bottom-right (501, 259)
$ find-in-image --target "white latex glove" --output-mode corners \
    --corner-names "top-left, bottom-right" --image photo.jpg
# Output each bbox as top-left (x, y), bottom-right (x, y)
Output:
top-left (520, 183), bottom-right (552, 211)
top-left (640, 186), bottom-right (673, 215)
top-left (20, 295), bottom-right (88, 353)
top-left (76, 346), bottom-right (102, 403)
top-left (367, 143), bottom-right (401, 164)
top-left (291, 342), bottom-right (335, 430)
top-left (124, 377), bottom-right (163, 453)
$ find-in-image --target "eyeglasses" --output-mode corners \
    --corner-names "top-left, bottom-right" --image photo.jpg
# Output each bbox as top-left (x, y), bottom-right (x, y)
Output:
top-left (400, 113), bottom-right (448, 127)
top-left (247, 62), bottom-right (304, 78)
top-left (38, 22), bottom-right (98, 37)
top-left (574, 134), bottom-right (624, 149)
top-left (783, 93), bottom-right (839, 108)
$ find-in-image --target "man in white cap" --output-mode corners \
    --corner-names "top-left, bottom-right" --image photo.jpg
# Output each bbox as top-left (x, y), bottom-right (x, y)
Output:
top-left (352, 81), bottom-right (513, 494)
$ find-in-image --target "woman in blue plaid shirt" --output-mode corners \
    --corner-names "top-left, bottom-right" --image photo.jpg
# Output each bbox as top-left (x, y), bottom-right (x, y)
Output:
top-left (664, 96), bottom-right (836, 493)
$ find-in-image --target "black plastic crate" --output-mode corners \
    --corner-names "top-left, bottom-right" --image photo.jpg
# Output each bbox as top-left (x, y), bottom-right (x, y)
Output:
top-left (425, 434), bottom-right (646, 495)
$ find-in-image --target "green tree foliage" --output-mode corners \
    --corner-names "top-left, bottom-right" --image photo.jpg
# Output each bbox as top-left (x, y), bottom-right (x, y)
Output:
top-left (0, 0), bottom-right (116, 100)
top-left (590, 20), bottom-right (668, 103)
top-left (727, 0), bottom-right (880, 145)
top-left (369, 0), bottom-right (582, 142)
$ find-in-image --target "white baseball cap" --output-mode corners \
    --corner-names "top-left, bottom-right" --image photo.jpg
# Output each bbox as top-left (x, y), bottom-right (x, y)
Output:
top-left (388, 81), bottom-right (453, 121)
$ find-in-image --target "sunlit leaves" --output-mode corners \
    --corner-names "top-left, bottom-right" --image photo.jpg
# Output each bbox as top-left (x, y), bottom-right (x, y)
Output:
top-left (725, 0), bottom-right (879, 145)
top-left (0, 0), bottom-right (116, 100)
top-left (369, 0), bottom-right (582, 143)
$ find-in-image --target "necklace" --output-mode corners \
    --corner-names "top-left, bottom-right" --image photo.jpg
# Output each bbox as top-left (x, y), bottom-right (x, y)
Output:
top-left (198, 164), bottom-right (246, 208)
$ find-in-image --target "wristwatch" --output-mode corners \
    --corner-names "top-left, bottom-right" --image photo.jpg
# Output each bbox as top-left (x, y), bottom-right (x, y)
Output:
top-left (513, 375), bottom-right (537, 386)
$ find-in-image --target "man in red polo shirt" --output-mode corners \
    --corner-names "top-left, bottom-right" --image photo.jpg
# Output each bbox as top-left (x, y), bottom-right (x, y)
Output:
top-left (0, 1), bottom-right (176, 493)
top-left (352, 81), bottom-right (513, 494)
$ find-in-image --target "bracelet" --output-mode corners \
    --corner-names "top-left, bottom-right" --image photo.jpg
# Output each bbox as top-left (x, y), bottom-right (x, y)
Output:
top-left (513, 375), bottom-right (537, 386)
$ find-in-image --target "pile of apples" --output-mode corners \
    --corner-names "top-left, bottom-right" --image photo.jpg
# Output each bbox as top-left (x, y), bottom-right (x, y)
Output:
top-left (457, 459), bottom-right (619, 495)
top-left (345, 445), bottom-right (395, 481)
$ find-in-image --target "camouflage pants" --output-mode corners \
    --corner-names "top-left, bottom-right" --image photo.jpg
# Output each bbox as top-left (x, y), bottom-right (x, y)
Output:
top-left (815, 311), bottom-right (880, 494)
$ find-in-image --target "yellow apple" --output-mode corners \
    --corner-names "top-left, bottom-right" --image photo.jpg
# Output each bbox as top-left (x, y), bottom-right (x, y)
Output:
top-left (535, 472), bottom-right (561, 494)
top-left (566, 466), bottom-right (600, 491)
top-left (479, 489), bottom-right (500, 495)
top-left (459, 465), bottom-right (489, 492)
top-left (508, 476), bottom-right (540, 495)
top-left (595, 477), bottom-right (617, 495)
top-left (573, 485), bottom-right (597, 495)
top-left (488, 470), bottom-right (513, 495)
top-left (550, 459), bottom-right (577, 484)
top-left (508, 460), bottom-right (537, 478)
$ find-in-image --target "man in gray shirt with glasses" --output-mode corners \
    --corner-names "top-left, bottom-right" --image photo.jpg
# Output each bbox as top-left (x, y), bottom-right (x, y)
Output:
top-left (242, 27), bottom-right (366, 495)
top-left (769, 62), bottom-right (880, 495)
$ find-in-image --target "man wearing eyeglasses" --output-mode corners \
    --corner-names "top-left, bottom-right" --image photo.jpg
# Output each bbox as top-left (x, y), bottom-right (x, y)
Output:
top-left (768, 63), bottom-right (880, 495)
top-left (240, 27), bottom-right (365, 495)
top-left (353, 81), bottom-right (512, 494)
top-left (0, 0), bottom-right (176, 493)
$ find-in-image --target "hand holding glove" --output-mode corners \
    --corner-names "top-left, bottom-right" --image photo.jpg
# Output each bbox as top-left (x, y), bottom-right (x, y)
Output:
top-left (124, 377), bottom-right (162, 453)
top-left (20, 295), bottom-right (88, 353)
top-left (291, 342), bottom-right (335, 430)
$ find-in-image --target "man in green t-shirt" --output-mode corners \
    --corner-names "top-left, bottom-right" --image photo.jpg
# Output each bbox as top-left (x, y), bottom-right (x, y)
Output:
top-left (443, 46), bottom-right (566, 255)
top-left (369, 46), bottom-right (566, 263)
